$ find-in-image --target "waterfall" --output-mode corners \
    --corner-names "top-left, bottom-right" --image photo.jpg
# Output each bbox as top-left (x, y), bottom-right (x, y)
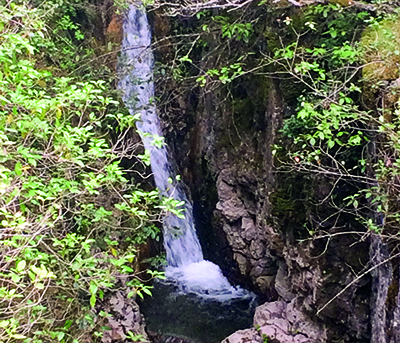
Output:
top-left (118, 4), bottom-right (249, 300)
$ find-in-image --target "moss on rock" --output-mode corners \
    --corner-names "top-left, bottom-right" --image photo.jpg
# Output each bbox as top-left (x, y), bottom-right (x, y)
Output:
top-left (362, 16), bottom-right (400, 81)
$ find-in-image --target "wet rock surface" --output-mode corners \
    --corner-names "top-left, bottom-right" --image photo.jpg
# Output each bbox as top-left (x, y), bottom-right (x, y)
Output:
top-left (254, 300), bottom-right (326, 343)
top-left (222, 329), bottom-right (262, 343)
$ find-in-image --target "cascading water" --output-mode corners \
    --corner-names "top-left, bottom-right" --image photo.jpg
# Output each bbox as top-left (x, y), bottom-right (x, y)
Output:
top-left (118, 5), bottom-right (256, 341)
top-left (117, 6), bottom-right (203, 269)
top-left (118, 3), bottom-right (251, 300)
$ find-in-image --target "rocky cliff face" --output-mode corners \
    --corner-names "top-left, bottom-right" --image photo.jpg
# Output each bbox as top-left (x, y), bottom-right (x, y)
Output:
top-left (153, 15), bottom-right (375, 342)
top-left (189, 78), bottom-right (283, 297)
top-left (167, 88), bottom-right (372, 342)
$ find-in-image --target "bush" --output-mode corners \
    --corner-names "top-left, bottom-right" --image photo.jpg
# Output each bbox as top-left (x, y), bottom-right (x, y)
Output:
top-left (0, 1), bottom-right (161, 342)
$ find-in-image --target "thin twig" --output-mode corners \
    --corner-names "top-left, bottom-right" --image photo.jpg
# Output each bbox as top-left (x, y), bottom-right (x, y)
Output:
top-left (317, 250), bottom-right (400, 316)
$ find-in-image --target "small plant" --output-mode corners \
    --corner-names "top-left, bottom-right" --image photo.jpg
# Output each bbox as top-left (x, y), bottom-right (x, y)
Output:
top-left (126, 331), bottom-right (146, 342)
top-left (214, 16), bottom-right (254, 42)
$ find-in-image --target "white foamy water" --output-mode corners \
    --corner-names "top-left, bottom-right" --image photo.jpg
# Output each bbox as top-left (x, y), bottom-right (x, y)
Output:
top-left (166, 261), bottom-right (250, 300)
top-left (118, 4), bottom-right (252, 300)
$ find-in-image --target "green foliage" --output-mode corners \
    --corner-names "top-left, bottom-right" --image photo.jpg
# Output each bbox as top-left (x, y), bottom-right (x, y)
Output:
top-left (272, 8), bottom-right (371, 170)
top-left (157, 197), bottom-right (186, 219)
top-left (126, 331), bottom-right (146, 342)
top-left (0, 1), bottom-right (163, 342)
top-left (196, 63), bottom-right (245, 87)
top-left (214, 16), bottom-right (253, 42)
top-left (282, 97), bottom-right (368, 158)
top-left (151, 0), bottom-right (398, 238)
top-left (270, 4), bottom-right (400, 236)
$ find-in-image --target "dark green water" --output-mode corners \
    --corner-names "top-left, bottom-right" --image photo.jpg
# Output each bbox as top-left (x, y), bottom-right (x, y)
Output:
top-left (141, 281), bottom-right (257, 343)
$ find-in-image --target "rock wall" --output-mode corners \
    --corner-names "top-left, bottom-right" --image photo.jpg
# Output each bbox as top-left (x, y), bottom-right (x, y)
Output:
top-left (196, 89), bottom-right (371, 342)
top-left (156, 52), bottom-right (373, 343)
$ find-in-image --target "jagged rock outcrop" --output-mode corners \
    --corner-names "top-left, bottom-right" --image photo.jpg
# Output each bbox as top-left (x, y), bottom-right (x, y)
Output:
top-left (186, 77), bottom-right (284, 297)
top-left (223, 300), bottom-right (327, 343)
top-left (222, 328), bottom-right (262, 343)
top-left (101, 291), bottom-right (150, 343)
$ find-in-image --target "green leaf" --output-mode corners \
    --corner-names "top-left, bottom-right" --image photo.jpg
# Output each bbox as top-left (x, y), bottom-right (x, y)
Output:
top-left (0, 320), bottom-right (10, 328)
top-left (28, 271), bottom-right (35, 281)
top-left (90, 294), bottom-right (96, 307)
top-left (142, 287), bottom-right (152, 296)
top-left (64, 320), bottom-right (72, 330)
top-left (12, 334), bottom-right (26, 340)
top-left (89, 283), bottom-right (98, 295)
top-left (11, 274), bottom-right (21, 283)
top-left (122, 265), bottom-right (134, 273)
top-left (179, 55), bottom-right (192, 63)
top-left (14, 162), bottom-right (22, 176)
top-left (75, 159), bottom-right (85, 167)
top-left (16, 260), bottom-right (26, 272)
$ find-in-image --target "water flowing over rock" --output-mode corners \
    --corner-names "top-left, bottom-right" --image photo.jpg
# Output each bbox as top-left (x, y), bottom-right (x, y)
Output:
top-left (118, 5), bottom-right (257, 341)
top-left (118, 3), bottom-right (254, 302)
top-left (118, 5), bottom-right (203, 268)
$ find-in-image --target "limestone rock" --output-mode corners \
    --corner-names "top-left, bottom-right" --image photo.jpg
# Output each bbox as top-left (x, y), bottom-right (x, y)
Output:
top-left (216, 177), bottom-right (247, 221)
top-left (222, 328), bottom-right (262, 343)
top-left (241, 216), bottom-right (257, 242)
top-left (225, 223), bottom-right (247, 250)
top-left (253, 300), bottom-right (327, 343)
top-left (101, 291), bottom-right (149, 343)
top-left (275, 263), bottom-right (296, 302)
top-left (250, 239), bottom-right (265, 260)
top-left (223, 300), bottom-right (327, 343)
top-left (234, 252), bottom-right (250, 275)
top-left (255, 275), bottom-right (275, 294)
